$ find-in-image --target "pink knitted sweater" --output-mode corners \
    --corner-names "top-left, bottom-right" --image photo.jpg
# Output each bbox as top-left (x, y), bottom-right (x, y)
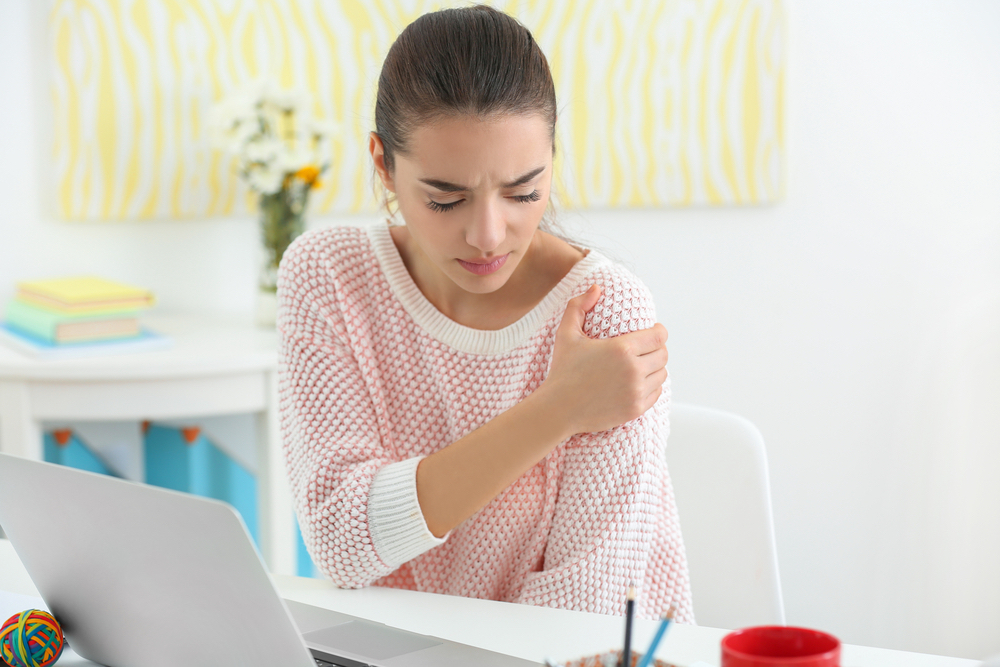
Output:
top-left (277, 221), bottom-right (694, 622)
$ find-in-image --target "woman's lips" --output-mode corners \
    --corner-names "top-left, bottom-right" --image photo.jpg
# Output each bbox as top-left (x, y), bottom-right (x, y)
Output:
top-left (457, 254), bottom-right (509, 275)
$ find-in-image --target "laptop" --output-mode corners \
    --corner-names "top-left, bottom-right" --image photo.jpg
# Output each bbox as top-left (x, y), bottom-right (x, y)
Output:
top-left (0, 453), bottom-right (541, 667)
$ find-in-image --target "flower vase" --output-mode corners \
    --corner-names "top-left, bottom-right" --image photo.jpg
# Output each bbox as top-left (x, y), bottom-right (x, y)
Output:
top-left (257, 190), bottom-right (306, 327)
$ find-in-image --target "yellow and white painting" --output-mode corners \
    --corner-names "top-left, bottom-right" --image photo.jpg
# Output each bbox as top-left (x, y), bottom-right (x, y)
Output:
top-left (50, 0), bottom-right (785, 220)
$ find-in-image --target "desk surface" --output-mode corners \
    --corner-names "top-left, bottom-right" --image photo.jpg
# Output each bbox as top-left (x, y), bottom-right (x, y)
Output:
top-left (0, 540), bottom-right (979, 667)
top-left (0, 314), bottom-right (277, 380)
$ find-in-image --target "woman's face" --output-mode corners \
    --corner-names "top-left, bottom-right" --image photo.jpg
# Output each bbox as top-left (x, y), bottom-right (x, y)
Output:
top-left (371, 114), bottom-right (553, 296)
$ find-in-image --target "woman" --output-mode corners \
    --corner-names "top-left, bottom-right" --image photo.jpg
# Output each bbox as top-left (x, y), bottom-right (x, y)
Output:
top-left (277, 5), bottom-right (693, 622)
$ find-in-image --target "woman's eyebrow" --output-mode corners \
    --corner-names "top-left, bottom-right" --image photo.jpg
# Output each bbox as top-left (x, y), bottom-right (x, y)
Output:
top-left (502, 166), bottom-right (546, 188)
top-left (418, 166), bottom-right (546, 192)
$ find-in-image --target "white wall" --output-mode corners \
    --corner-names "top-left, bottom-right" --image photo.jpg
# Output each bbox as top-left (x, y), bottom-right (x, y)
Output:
top-left (567, 2), bottom-right (1000, 657)
top-left (2, 0), bottom-right (999, 659)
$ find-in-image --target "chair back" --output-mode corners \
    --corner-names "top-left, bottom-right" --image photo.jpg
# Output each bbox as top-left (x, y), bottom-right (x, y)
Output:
top-left (666, 402), bottom-right (785, 628)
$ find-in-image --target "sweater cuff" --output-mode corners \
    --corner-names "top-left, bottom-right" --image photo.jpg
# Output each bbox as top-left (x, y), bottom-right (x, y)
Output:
top-left (368, 457), bottom-right (448, 569)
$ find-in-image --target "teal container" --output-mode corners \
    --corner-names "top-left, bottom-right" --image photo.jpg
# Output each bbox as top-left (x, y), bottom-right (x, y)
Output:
top-left (44, 431), bottom-right (118, 477)
top-left (295, 517), bottom-right (321, 578)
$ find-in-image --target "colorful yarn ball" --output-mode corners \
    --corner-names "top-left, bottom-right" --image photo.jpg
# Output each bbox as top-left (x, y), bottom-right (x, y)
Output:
top-left (0, 610), bottom-right (65, 667)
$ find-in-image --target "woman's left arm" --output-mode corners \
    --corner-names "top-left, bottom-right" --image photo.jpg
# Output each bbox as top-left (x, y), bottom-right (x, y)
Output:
top-left (514, 274), bottom-right (695, 623)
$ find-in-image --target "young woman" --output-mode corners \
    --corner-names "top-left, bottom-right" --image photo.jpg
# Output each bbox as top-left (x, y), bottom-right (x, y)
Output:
top-left (277, 5), bottom-right (693, 622)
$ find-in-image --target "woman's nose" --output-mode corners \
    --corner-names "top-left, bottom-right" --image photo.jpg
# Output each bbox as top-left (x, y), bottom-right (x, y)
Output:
top-left (465, 198), bottom-right (505, 253)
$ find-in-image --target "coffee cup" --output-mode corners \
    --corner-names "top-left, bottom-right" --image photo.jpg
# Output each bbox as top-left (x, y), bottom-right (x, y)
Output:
top-left (721, 626), bottom-right (841, 667)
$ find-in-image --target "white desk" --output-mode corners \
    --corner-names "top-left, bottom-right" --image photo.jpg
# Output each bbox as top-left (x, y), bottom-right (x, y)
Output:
top-left (0, 314), bottom-right (296, 575)
top-left (0, 540), bottom-right (979, 667)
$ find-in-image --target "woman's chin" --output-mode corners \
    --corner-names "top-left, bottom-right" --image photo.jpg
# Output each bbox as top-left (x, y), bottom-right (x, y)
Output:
top-left (449, 271), bottom-right (511, 295)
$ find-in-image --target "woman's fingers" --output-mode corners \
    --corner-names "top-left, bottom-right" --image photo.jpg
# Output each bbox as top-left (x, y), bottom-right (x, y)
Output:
top-left (640, 346), bottom-right (669, 378)
top-left (619, 322), bottom-right (668, 356)
top-left (615, 325), bottom-right (669, 382)
top-left (645, 366), bottom-right (668, 392)
top-left (642, 383), bottom-right (665, 414)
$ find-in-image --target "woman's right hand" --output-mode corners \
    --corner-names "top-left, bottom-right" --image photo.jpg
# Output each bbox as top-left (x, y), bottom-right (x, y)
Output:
top-left (542, 285), bottom-right (669, 436)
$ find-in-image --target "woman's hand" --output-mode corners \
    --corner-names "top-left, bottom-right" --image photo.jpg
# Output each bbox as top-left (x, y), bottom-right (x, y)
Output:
top-left (542, 285), bottom-right (668, 435)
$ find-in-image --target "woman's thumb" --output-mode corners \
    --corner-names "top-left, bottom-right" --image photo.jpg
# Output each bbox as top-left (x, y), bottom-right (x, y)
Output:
top-left (559, 284), bottom-right (602, 333)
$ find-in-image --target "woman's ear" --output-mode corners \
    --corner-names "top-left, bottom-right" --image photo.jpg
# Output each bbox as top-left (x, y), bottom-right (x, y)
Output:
top-left (369, 132), bottom-right (396, 193)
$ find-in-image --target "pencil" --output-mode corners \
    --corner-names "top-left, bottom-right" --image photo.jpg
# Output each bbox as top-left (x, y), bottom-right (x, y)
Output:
top-left (621, 584), bottom-right (636, 667)
top-left (635, 607), bottom-right (675, 667)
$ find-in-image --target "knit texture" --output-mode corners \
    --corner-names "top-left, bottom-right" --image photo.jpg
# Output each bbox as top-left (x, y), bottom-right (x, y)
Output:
top-left (277, 221), bottom-right (694, 622)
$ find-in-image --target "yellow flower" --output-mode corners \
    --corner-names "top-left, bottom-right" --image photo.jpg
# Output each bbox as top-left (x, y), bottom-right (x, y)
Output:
top-left (295, 165), bottom-right (322, 187)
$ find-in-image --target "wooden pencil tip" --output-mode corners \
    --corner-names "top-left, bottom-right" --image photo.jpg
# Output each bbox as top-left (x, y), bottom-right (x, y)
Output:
top-left (627, 585), bottom-right (637, 600)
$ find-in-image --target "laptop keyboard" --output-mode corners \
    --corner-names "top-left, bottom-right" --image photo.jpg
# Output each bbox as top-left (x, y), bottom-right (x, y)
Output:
top-left (313, 657), bottom-right (372, 667)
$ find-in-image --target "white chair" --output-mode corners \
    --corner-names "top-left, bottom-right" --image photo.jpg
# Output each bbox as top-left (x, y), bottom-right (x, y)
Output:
top-left (666, 402), bottom-right (785, 629)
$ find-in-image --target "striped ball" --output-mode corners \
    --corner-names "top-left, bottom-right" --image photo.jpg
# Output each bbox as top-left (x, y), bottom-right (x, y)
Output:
top-left (0, 610), bottom-right (64, 667)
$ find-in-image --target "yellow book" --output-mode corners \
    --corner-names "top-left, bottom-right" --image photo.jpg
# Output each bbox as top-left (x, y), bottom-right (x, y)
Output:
top-left (16, 276), bottom-right (155, 315)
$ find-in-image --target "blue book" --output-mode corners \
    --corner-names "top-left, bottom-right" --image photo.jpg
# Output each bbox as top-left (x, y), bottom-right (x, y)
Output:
top-left (143, 424), bottom-right (259, 548)
top-left (44, 431), bottom-right (118, 477)
top-left (0, 322), bottom-right (171, 360)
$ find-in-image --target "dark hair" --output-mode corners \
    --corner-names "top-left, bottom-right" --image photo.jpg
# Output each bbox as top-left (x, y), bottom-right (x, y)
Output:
top-left (374, 4), bottom-right (557, 176)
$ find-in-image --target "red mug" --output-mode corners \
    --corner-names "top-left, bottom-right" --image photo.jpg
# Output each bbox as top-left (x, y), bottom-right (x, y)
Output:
top-left (722, 626), bottom-right (841, 667)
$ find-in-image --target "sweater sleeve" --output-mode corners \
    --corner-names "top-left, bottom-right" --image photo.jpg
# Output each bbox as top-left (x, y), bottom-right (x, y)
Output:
top-left (276, 231), bottom-right (446, 588)
top-left (514, 270), bottom-right (695, 622)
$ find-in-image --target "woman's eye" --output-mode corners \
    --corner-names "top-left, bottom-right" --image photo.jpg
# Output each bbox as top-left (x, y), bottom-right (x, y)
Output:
top-left (426, 190), bottom-right (540, 212)
top-left (426, 199), bottom-right (461, 212)
top-left (512, 190), bottom-right (541, 203)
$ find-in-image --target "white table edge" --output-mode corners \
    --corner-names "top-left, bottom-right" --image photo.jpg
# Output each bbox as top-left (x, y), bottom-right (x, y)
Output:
top-left (0, 540), bottom-right (980, 667)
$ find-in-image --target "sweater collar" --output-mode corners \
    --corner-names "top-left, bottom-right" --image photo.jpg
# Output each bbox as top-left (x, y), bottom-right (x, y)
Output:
top-left (367, 219), bottom-right (607, 355)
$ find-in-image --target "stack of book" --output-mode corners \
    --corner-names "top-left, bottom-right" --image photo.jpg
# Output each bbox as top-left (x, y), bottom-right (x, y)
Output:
top-left (0, 276), bottom-right (169, 358)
